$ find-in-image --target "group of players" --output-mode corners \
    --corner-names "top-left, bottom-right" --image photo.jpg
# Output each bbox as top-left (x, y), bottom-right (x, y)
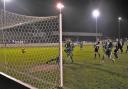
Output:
top-left (46, 38), bottom-right (128, 64)
top-left (64, 38), bottom-right (128, 63)
top-left (93, 38), bottom-right (128, 63)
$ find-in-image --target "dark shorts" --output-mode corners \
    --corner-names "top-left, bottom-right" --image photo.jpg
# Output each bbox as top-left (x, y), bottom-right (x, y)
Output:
top-left (95, 48), bottom-right (99, 52)
top-left (65, 48), bottom-right (72, 54)
top-left (105, 50), bottom-right (111, 56)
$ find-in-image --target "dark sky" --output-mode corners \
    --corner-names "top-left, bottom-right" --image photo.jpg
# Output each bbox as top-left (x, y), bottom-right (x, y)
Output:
top-left (0, 0), bottom-right (128, 37)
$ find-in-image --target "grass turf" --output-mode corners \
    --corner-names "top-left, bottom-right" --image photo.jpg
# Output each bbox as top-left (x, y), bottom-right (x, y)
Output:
top-left (0, 45), bottom-right (128, 89)
top-left (64, 45), bottom-right (128, 89)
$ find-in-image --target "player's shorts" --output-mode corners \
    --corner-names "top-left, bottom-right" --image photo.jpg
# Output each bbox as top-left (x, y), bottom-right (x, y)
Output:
top-left (105, 49), bottom-right (111, 56)
top-left (64, 49), bottom-right (67, 53)
top-left (65, 48), bottom-right (72, 54)
top-left (95, 48), bottom-right (99, 52)
top-left (119, 46), bottom-right (122, 49)
top-left (114, 52), bottom-right (118, 58)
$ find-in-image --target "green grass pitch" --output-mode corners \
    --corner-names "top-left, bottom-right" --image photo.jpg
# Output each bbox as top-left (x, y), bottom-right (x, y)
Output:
top-left (64, 45), bottom-right (128, 89)
top-left (0, 45), bottom-right (128, 89)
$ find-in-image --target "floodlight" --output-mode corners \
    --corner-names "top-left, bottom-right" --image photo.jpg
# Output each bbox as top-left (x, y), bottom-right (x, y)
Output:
top-left (92, 9), bottom-right (100, 18)
top-left (57, 3), bottom-right (64, 10)
top-left (118, 17), bottom-right (122, 21)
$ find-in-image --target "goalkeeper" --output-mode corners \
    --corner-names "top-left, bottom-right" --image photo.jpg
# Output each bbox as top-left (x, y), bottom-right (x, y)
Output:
top-left (64, 40), bottom-right (74, 63)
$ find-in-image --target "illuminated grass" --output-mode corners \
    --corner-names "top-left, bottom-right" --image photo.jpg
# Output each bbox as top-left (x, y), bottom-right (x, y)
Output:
top-left (64, 45), bottom-right (128, 89)
top-left (0, 45), bottom-right (128, 89)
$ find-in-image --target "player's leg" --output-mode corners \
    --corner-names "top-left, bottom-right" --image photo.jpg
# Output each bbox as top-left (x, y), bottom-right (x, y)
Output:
top-left (67, 51), bottom-right (73, 63)
top-left (94, 48), bottom-right (98, 58)
top-left (119, 46), bottom-right (123, 53)
top-left (109, 51), bottom-right (112, 59)
top-left (94, 52), bottom-right (97, 58)
top-left (114, 52), bottom-right (119, 59)
top-left (56, 57), bottom-right (60, 64)
top-left (121, 47), bottom-right (123, 53)
top-left (101, 53), bottom-right (106, 63)
top-left (102, 54), bottom-right (104, 60)
top-left (70, 53), bottom-right (73, 63)
top-left (98, 51), bottom-right (100, 58)
top-left (126, 46), bottom-right (128, 53)
top-left (102, 50), bottom-right (107, 61)
top-left (46, 58), bottom-right (54, 64)
top-left (109, 52), bottom-right (115, 63)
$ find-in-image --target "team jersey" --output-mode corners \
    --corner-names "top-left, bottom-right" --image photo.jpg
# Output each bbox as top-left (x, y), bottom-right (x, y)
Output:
top-left (104, 41), bottom-right (113, 55)
top-left (94, 42), bottom-right (100, 52)
top-left (102, 41), bottom-right (107, 51)
top-left (114, 46), bottom-right (118, 53)
top-left (65, 42), bottom-right (74, 53)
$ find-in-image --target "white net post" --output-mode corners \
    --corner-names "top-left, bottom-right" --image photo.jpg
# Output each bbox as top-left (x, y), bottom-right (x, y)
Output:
top-left (59, 12), bottom-right (63, 87)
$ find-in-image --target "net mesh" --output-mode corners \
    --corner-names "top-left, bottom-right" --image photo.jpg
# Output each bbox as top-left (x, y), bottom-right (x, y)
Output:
top-left (0, 10), bottom-right (60, 89)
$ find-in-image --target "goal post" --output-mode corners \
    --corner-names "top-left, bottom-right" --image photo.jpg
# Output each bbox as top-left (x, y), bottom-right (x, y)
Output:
top-left (0, 9), bottom-right (63, 89)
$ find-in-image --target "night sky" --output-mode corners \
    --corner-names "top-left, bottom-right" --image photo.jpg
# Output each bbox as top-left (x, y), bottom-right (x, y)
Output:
top-left (0, 0), bottom-right (128, 37)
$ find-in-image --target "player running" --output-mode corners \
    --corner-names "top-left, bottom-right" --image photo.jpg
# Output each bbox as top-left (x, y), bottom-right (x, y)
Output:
top-left (64, 40), bottom-right (74, 63)
top-left (102, 40), bottom-right (115, 63)
top-left (94, 41), bottom-right (100, 59)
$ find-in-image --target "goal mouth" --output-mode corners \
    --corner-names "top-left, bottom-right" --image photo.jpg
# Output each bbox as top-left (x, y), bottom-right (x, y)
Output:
top-left (0, 9), bottom-right (61, 88)
top-left (0, 72), bottom-right (37, 89)
top-left (31, 64), bottom-right (59, 73)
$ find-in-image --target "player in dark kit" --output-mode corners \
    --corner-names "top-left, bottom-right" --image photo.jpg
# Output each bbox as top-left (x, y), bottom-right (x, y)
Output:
top-left (64, 40), bottom-right (74, 63)
top-left (102, 40), bottom-right (115, 63)
top-left (126, 40), bottom-right (128, 53)
top-left (114, 46), bottom-right (119, 59)
top-left (117, 39), bottom-right (123, 53)
top-left (94, 41), bottom-right (100, 59)
top-left (126, 45), bottom-right (128, 53)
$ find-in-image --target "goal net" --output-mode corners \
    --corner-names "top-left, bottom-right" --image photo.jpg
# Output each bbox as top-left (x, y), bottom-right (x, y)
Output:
top-left (0, 10), bottom-right (61, 89)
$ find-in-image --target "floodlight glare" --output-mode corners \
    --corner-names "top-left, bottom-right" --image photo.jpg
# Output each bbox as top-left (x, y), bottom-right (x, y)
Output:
top-left (57, 3), bottom-right (64, 10)
top-left (118, 17), bottom-right (122, 21)
top-left (92, 9), bottom-right (100, 18)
